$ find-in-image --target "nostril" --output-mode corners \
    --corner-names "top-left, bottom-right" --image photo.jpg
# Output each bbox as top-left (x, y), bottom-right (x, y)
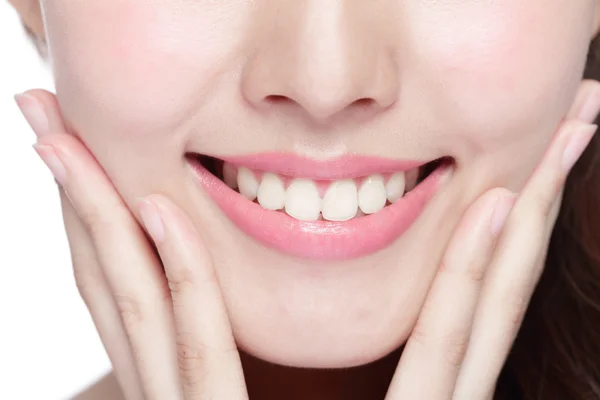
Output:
top-left (351, 97), bottom-right (377, 111)
top-left (353, 98), bottom-right (374, 106)
top-left (267, 95), bottom-right (376, 108)
top-left (265, 94), bottom-right (292, 104)
top-left (263, 94), bottom-right (380, 121)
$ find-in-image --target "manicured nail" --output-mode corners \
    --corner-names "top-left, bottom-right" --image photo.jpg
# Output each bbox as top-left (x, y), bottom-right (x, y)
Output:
top-left (138, 198), bottom-right (166, 243)
top-left (14, 93), bottom-right (50, 138)
top-left (562, 124), bottom-right (598, 172)
top-left (490, 194), bottom-right (515, 237)
top-left (32, 144), bottom-right (67, 186)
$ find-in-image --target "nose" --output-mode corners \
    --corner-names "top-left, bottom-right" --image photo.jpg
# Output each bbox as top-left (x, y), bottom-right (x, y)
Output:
top-left (241, 1), bottom-right (399, 124)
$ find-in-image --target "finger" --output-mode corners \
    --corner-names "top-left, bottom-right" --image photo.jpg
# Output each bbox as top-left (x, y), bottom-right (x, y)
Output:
top-left (25, 90), bottom-right (145, 400)
top-left (40, 138), bottom-right (181, 399)
top-left (453, 119), bottom-right (598, 400)
top-left (385, 189), bottom-right (515, 400)
top-left (32, 134), bottom-right (181, 398)
top-left (60, 188), bottom-right (144, 400)
top-left (139, 195), bottom-right (248, 400)
top-left (566, 79), bottom-right (600, 122)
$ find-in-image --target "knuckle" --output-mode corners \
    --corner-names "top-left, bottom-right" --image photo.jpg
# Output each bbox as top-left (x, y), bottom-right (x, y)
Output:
top-left (176, 333), bottom-right (239, 379)
top-left (466, 263), bottom-right (487, 283)
top-left (496, 289), bottom-right (530, 330)
top-left (73, 266), bottom-right (100, 304)
top-left (176, 334), bottom-right (207, 390)
top-left (72, 258), bottom-right (105, 306)
top-left (75, 198), bottom-right (128, 239)
top-left (410, 318), bottom-right (433, 348)
top-left (166, 266), bottom-right (196, 295)
top-left (113, 293), bottom-right (145, 332)
top-left (177, 334), bottom-right (206, 366)
top-left (78, 208), bottom-right (110, 238)
top-left (440, 257), bottom-right (486, 284)
top-left (75, 202), bottom-right (101, 228)
top-left (167, 262), bottom-right (220, 297)
top-left (411, 317), bottom-right (470, 368)
top-left (442, 333), bottom-right (470, 367)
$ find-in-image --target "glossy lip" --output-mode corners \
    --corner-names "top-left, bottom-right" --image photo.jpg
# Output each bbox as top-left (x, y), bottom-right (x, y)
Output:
top-left (188, 153), bottom-right (451, 261)
top-left (220, 153), bottom-right (425, 180)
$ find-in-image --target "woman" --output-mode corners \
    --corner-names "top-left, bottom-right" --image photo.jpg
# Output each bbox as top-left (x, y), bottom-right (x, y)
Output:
top-left (8, 1), bottom-right (600, 399)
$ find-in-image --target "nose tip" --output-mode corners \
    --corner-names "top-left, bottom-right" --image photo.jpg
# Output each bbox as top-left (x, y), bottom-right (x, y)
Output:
top-left (240, 3), bottom-right (399, 125)
top-left (243, 51), bottom-right (398, 124)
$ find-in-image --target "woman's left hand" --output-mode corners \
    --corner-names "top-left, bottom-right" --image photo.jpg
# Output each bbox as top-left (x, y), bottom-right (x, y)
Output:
top-left (384, 79), bottom-right (600, 400)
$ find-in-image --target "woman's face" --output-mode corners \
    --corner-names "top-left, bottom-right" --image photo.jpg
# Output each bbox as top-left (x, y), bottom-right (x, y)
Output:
top-left (39, 0), bottom-right (600, 368)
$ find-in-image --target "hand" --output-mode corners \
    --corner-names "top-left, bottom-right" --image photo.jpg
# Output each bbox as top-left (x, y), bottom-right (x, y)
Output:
top-left (384, 79), bottom-right (600, 400)
top-left (15, 90), bottom-right (249, 400)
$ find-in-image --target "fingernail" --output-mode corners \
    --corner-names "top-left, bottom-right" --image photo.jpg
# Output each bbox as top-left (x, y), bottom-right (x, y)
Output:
top-left (33, 144), bottom-right (67, 186)
top-left (14, 93), bottom-right (50, 138)
top-left (490, 194), bottom-right (515, 237)
top-left (138, 198), bottom-right (165, 243)
top-left (562, 124), bottom-right (598, 172)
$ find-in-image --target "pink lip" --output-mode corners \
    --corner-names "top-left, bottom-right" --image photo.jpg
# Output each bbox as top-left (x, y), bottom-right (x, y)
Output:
top-left (188, 154), bottom-right (449, 261)
top-left (220, 153), bottom-right (425, 180)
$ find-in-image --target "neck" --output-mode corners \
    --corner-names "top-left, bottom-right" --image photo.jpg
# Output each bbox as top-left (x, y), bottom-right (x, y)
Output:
top-left (240, 348), bottom-right (401, 400)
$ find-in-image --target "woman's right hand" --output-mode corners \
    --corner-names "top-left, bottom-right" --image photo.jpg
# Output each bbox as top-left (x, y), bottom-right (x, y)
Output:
top-left (15, 90), bottom-right (250, 400)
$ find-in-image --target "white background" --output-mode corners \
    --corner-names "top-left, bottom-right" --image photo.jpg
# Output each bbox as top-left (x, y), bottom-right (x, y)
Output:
top-left (0, 3), bottom-right (111, 399)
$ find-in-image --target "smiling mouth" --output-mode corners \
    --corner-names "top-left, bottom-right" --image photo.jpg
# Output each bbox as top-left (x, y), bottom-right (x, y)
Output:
top-left (186, 152), bottom-right (453, 261)
top-left (189, 154), bottom-right (448, 222)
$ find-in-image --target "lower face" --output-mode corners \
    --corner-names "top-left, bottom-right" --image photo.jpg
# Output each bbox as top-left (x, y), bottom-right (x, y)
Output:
top-left (41, 0), bottom-right (596, 367)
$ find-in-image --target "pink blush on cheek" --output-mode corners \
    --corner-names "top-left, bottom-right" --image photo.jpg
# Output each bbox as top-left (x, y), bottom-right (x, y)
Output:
top-left (46, 1), bottom-right (230, 132)
top-left (413, 1), bottom-right (588, 143)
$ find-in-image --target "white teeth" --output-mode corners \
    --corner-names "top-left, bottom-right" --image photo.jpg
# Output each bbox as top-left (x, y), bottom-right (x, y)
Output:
top-left (237, 167), bottom-right (259, 201)
top-left (223, 163), bottom-right (238, 189)
top-left (257, 173), bottom-right (286, 210)
top-left (322, 180), bottom-right (358, 222)
top-left (386, 172), bottom-right (406, 203)
top-left (232, 166), bottom-right (421, 220)
top-left (358, 175), bottom-right (387, 214)
top-left (285, 179), bottom-right (321, 221)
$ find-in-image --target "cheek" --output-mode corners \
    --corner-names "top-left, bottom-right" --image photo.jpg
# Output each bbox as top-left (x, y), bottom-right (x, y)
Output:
top-left (414, 1), bottom-right (591, 151)
top-left (43, 1), bottom-right (248, 136)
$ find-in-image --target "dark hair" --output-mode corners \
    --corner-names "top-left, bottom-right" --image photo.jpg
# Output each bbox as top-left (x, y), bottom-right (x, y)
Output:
top-left (496, 35), bottom-right (600, 400)
top-left (20, 19), bottom-right (600, 400)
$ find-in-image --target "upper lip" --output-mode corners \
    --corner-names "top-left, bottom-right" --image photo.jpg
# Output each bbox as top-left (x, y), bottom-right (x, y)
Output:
top-left (196, 152), bottom-right (429, 180)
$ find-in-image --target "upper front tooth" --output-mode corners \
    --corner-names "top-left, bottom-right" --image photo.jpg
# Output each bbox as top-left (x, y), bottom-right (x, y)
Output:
top-left (257, 173), bottom-right (286, 210)
top-left (358, 175), bottom-right (387, 214)
top-left (237, 167), bottom-right (259, 200)
top-left (322, 179), bottom-right (358, 222)
top-left (386, 172), bottom-right (406, 203)
top-left (285, 179), bottom-right (321, 221)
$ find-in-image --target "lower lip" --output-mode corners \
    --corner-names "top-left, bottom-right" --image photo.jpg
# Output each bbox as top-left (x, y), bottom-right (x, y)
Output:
top-left (189, 160), bottom-right (449, 261)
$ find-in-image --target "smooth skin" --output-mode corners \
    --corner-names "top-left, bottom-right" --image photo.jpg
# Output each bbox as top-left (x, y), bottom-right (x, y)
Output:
top-left (15, 80), bottom-right (600, 399)
top-left (11, 1), bottom-right (600, 375)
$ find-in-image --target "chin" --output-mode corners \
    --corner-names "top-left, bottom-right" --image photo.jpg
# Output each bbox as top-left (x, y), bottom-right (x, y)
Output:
top-left (233, 300), bottom-right (413, 369)
top-left (194, 218), bottom-right (441, 370)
